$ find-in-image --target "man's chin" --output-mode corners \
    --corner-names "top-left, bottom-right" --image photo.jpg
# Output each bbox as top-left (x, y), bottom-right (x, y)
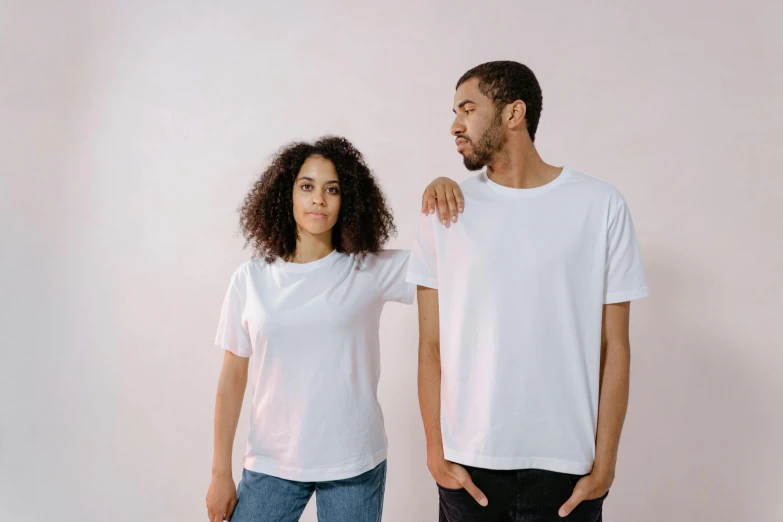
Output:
top-left (462, 156), bottom-right (485, 171)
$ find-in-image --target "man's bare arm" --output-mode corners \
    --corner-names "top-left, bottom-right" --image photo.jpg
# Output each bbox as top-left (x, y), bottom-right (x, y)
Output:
top-left (417, 286), bottom-right (487, 507)
top-left (559, 301), bottom-right (631, 517)
top-left (593, 301), bottom-right (632, 479)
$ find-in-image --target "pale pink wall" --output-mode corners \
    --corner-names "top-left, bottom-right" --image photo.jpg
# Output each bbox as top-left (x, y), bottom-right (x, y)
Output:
top-left (2, 1), bottom-right (781, 521)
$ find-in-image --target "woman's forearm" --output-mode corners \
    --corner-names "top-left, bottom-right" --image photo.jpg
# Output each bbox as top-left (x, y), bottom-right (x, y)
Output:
top-left (212, 354), bottom-right (248, 476)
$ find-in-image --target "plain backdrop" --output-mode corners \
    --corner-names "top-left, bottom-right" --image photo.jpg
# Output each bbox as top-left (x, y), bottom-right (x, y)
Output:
top-left (2, 1), bottom-right (782, 521)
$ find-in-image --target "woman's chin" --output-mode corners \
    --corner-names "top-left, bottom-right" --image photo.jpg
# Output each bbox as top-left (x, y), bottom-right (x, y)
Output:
top-left (300, 225), bottom-right (335, 237)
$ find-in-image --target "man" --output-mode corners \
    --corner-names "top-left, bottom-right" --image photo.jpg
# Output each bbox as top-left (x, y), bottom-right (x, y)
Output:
top-left (409, 61), bottom-right (648, 521)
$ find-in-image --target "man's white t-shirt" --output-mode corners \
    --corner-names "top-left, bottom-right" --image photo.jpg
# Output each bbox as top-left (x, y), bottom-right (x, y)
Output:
top-left (406, 168), bottom-right (648, 475)
top-left (215, 249), bottom-right (414, 482)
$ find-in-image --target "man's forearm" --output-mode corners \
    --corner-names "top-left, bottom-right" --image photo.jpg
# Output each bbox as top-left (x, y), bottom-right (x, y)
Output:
top-left (212, 368), bottom-right (247, 476)
top-left (419, 341), bottom-right (444, 458)
top-left (592, 338), bottom-right (631, 478)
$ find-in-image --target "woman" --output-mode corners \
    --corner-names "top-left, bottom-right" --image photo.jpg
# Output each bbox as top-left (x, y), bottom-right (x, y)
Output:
top-left (206, 136), bottom-right (462, 522)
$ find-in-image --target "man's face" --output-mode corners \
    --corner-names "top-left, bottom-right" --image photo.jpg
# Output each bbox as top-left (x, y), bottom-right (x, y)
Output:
top-left (450, 78), bottom-right (507, 171)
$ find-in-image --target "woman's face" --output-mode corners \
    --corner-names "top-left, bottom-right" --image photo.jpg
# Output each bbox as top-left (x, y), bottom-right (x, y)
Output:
top-left (292, 155), bottom-right (341, 238)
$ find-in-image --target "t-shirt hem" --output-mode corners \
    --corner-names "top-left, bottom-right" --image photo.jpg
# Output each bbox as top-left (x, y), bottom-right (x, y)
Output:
top-left (405, 273), bottom-right (438, 289)
top-left (604, 286), bottom-right (649, 304)
top-left (400, 282), bottom-right (416, 305)
top-left (214, 342), bottom-right (251, 358)
top-left (444, 448), bottom-right (592, 475)
top-left (243, 448), bottom-right (387, 482)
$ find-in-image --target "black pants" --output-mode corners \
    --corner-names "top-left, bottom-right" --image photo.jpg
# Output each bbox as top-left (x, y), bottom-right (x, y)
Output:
top-left (438, 466), bottom-right (607, 522)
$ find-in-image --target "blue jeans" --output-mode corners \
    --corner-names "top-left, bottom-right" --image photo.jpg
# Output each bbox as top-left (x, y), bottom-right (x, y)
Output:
top-left (230, 460), bottom-right (387, 522)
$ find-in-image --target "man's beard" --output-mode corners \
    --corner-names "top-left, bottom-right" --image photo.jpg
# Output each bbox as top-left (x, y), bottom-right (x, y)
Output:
top-left (462, 111), bottom-right (507, 171)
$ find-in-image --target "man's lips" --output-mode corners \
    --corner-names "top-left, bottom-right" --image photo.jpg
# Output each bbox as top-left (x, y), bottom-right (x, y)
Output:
top-left (456, 137), bottom-right (469, 151)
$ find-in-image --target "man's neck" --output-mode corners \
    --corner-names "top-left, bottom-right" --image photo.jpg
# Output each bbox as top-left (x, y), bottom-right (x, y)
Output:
top-left (486, 142), bottom-right (561, 189)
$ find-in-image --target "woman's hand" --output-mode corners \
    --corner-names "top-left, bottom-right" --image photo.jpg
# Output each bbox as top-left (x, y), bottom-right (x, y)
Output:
top-left (421, 177), bottom-right (465, 228)
top-left (206, 472), bottom-right (238, 522)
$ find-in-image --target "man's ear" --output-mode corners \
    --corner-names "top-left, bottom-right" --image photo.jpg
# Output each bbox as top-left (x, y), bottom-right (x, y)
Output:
top-left (507, 100), bottom-right (527, 130)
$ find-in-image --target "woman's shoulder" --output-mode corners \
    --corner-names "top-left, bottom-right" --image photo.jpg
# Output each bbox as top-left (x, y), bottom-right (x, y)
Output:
top-left (228, 258), bottom-right (273, 285)
top-left (359, 249), bottom-right (411, 276)
top-left (364, 249), bottom-right (410, 264)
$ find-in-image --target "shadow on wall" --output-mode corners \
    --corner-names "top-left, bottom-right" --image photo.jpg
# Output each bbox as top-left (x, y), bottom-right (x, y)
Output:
top-left (608, 249), bottom-right (778, 522)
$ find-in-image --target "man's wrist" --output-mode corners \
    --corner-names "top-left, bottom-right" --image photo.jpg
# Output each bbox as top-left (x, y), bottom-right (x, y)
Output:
top-left (426, 438), bottom-right (444, 453)
top-left (426, 441), bottom-right (445, 463)
top-left (590, 459), bottom-right (616, 481)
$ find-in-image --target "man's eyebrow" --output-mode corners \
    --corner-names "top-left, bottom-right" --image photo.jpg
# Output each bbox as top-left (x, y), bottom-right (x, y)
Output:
top-left (452, 99), bottom-right (476, 114)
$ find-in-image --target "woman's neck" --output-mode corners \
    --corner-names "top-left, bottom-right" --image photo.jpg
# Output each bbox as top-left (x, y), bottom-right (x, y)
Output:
top-left (290, 229), bottom-right (334, 264)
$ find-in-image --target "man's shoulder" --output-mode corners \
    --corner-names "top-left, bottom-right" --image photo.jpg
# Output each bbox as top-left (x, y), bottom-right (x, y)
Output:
top-left (457, 172), bottom-right (485, 193)
top-left (565, 169), bottom-right (627, 204)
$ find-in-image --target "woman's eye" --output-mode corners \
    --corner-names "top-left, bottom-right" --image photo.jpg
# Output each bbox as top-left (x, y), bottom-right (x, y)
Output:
top-left (327, 187), bottom-right (340, 194)
top-left (301, 184), bottom-right (312, 190)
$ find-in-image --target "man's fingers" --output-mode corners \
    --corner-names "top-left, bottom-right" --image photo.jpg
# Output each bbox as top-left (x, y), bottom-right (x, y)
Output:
top-left (558, 488), bottom-right (586, 517)
top-left (461, 477), bottom-right (488, 507)
top-left (453, 468), bottom-right (487, 507)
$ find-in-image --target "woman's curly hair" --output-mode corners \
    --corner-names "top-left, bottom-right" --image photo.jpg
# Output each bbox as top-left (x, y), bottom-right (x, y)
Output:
top-left (239, 136), bottom-right (396, 264)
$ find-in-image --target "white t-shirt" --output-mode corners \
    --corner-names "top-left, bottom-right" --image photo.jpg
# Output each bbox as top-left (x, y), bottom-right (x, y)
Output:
top-left (215, 249), bottom-right (414, 481)
top-left (406, 168), bottom-right (648, 474)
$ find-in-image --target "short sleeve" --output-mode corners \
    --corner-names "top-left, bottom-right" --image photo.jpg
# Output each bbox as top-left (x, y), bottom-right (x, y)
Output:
top-left (406, 212), bottom-right (439, 289)
top-left (368, 250), bottom-right (415, 304)
top-left (604, 199), bottom-right (649, 304)
top-left (214, 266), bottom-right (253, 357)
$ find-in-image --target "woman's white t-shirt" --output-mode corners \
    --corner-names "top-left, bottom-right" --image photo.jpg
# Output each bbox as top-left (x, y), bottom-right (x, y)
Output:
top-left (215, 249), bottom-right (414, 482)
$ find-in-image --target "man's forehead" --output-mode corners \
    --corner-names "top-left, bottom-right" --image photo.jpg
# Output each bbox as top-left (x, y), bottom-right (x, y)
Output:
top-left (455, 79), bottom-right (483, 99)
top-left (453, 81), bottom-right (485, 111)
